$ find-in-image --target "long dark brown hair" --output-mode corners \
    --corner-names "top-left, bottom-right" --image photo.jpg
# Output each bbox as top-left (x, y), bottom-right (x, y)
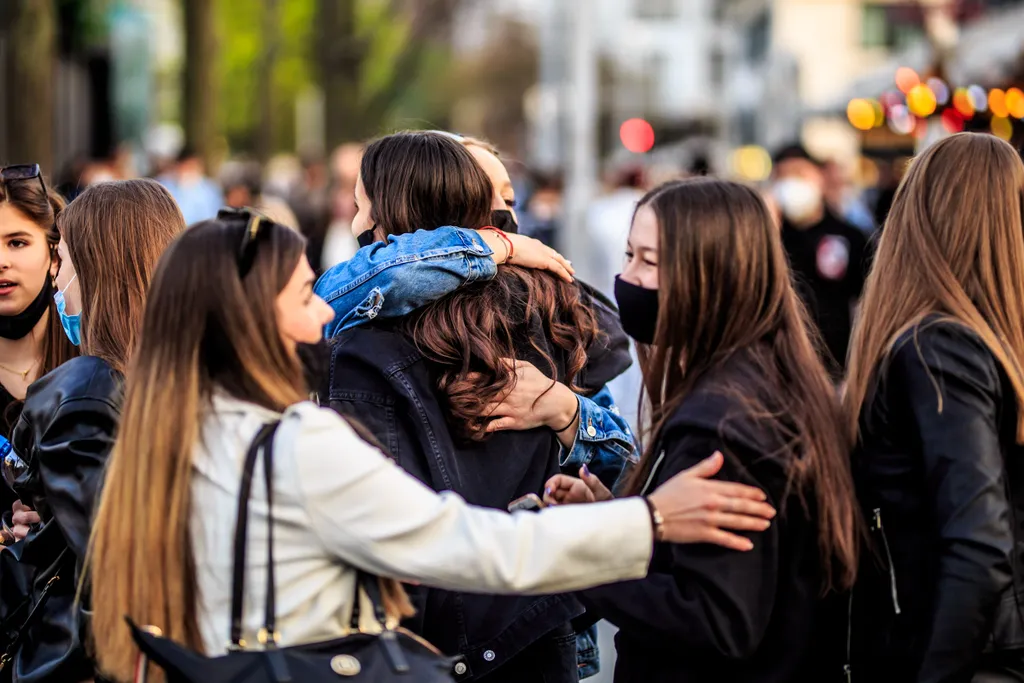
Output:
top-left (0, 172), bottom-right (77, 385)
top-left (88, 218), bottom-right (412, 682)
top-left (58, 179), bottom-right (186, 374)
top-left (624, 178), bottom-right (860, 591)
top-left (360, 132), bottom-right (598, 441)
top-left (845, 133), bottom-right (1024, 444)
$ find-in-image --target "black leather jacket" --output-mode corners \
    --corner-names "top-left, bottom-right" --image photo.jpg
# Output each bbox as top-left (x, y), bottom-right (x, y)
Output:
top-left (851, 319), bottom-right (1024, 682)
top-left (0, 356), bottom-right (122, 683)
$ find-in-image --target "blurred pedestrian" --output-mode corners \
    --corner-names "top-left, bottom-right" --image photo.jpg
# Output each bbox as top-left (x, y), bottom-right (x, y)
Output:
top-left (0, 179), bottom-right (184, 682)
top-left (158, 147), bottom-right (223, 226)
top-left (771, 144), bottom-right (869, 379)
top-left (846, 132), bottom-right (1024, 680)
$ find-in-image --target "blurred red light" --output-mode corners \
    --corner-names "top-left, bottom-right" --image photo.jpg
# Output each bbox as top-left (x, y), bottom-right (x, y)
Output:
top-left (620, 119), bottom-right (655, 154)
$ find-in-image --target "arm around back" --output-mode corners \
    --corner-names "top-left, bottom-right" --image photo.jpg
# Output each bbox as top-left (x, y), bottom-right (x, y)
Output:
top-left (281, 402), bottom-right (655, 595)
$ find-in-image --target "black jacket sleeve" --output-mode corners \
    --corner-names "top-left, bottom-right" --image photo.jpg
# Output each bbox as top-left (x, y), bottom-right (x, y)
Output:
top-left (891, 324), bottom-right (1013, 683)
top-left (579, 428), bottom-right (779, 657)
top-left (10, 357), bottom-right (121, 559)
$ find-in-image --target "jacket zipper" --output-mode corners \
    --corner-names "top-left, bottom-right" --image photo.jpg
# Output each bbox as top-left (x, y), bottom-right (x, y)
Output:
top-left (872, 508), bottom-right (902, 615)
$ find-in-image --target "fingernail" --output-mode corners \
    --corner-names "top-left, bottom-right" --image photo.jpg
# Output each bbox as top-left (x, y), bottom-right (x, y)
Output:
top-left (545, 487), bottom-right (552, 497)
top-left (582, 464), bottom-right (591, 478)
top-left (760, 520), bottom-right (771, 530)
top-left (744, 540), bottom-right (754, 550)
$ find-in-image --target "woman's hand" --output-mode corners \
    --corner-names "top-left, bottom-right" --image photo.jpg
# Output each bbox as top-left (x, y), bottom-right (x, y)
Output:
top-left (483, 359), bottom-right (580, 447)
top-left (11, 500), bottom-right (40, 541)
top-left (544, 465), bottom-right (614, 506)
top-left (647, 452), bottom-right (776, 551)
top-left (476, 230), bottom-right (574, 283)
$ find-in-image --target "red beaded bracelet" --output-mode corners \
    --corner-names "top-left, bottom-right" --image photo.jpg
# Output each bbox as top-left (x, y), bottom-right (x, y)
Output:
top-left (482, 226), bottom-right (515, 262)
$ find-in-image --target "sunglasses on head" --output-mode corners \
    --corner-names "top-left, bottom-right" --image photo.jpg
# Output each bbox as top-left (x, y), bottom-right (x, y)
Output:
top-left (217, 208), bottom-right (268, 278)
top-left (0, 164), bottom-right (58, 237)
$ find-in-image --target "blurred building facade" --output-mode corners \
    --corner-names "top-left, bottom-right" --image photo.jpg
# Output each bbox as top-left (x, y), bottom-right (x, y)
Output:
top-left (720, 0), bottom-right (1024, 165)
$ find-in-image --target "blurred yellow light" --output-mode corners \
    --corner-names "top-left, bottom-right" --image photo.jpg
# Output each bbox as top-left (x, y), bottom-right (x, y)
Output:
top-left (847, 99), bottom-right (876, 131)
top-left (1006, 88), bottom-right (1024, 119)
top-left (952, 88), bottom-right (975, 118)
top-left (907, 84), bottom-right (937, 117)
top-left (871, 99), bottom-right (885, 127)
top-left (989, 89), bottom-right (1010, 118)
top-left (730, 146), bottom-right (773, 182)
top-left (991, 116), bottom-right (1013, 141)
top-left (895, 67), bottom-right (920, 94)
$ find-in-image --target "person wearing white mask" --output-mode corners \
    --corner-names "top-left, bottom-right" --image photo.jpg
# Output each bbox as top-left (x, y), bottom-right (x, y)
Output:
top-left (771, 144), bottom-right (869, 380)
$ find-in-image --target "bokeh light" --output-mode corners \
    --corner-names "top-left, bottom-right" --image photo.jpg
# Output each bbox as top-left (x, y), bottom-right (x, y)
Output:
top-left (989, 89), bottom-right (1010, 118)
top-left (730, 146), bottom-right (773, 182)
top-left (968, 85), bottom-right (989, 112)
top-left (895, 67), bottom-right (920, 94)
top-left (907, 84), bottom-right (937, 117)
top-left (847, 99), bottom-right (876, 131)
top-left (880, 90), bottom-right (905, 110)
top-left (870, 100), bottom-right (885, 127)
top-left (991, 116), bottom-right (1013, 141)
top-left (1006, 87), bottom-right (1024, 119)
top-left (941, 108), bottom-right (965, 133)
top-left (619, 118), bottom-right (655, 154)
top-left (888, 105), bottom-right (916, 135)
top-left (926, 78), bottom-right (950, 105)
top-left (952, 88), bottom-right (975, 118)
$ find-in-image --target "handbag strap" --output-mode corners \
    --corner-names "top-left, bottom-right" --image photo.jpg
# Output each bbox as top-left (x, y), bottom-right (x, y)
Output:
top-left (0, 547), bottom-right (71, 670)
top-left (348, 570), bottom-right (390, 631)
top-left (229, 421), bottom-right (280, 649)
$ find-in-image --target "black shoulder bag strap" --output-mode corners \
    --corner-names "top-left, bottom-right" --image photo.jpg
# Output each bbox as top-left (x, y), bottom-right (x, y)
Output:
top-left (228, 421), bottom-right (280, 651)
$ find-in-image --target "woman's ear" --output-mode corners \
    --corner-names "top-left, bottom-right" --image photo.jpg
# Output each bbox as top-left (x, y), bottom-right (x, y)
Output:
top-left (49, 247), bottom-right (60, 281)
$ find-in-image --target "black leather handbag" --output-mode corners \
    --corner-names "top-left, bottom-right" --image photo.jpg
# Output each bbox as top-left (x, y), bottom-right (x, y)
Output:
top-left (129, 422), bottom-right (454, 683)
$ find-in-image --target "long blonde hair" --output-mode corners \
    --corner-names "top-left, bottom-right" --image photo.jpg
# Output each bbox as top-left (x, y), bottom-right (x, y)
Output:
top-left (845, 133), bottom-right (1024, 443)
top-left (89, 218), bottom-right (319, 682)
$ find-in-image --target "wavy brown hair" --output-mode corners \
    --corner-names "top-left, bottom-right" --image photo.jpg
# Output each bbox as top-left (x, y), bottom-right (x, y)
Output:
top-left (360, 132), bottom-right (597, 441)
top-left (623, 178), bottom-right (860, 592)
top-left (0, 172), bottom-right (76, 387)
top-left (87, 218), bottom-right (413, 682)
top-left (845, 133), bottom-right (1024, 443)
top-left (58, 179), bottom-right (185, 374)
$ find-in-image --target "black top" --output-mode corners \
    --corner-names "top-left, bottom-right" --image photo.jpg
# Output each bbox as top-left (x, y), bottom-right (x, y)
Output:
top-left (851, 319), bottom-right (1024, 681)
top-left (322, 281), bottom-right (632, 681)
top-left (781, 212), bottom-right (869, 375)
top-left (0, 356), bottom-right (122, 683)
top-left (579, 348), bottom-right (841, 683)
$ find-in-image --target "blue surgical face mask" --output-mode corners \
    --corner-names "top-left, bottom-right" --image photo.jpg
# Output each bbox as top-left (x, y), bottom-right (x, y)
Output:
top-left (53, 275), bottom-right (81, 346)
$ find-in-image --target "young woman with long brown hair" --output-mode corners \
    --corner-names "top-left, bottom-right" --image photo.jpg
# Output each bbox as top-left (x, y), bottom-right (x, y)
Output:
top-left (845, 132), bottom-right (1024, 680)
top-left (0, 165), bottom-right (77, 545)
top-left (323, 131), bottom-right (647, 682)
top-left (0, 179), bottom-right (185, 682)
top-left (85, 212), bottom-right (776, 683)
top-left (545, 177), bottom-right (860, 682)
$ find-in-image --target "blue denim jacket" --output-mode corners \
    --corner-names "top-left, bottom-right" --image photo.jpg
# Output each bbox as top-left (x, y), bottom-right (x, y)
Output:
top-left (313, 228), bottom-right (637, 482)
top-left (314, 227), bottom-right (638, 679)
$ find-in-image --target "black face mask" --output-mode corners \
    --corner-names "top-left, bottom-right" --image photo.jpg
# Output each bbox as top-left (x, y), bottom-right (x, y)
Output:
top-left (614, 275), bottom-right (659, 345)
top-left (356, 229), bottom-right (378, 249)
top-left (490, 210), bottom-right (519, 235)
top-left (0, 279), bottom-right (53, 341)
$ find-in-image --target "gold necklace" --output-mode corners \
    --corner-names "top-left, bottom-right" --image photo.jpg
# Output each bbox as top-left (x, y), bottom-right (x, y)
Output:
top-left (0, 358), bottom-right (38, 380)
